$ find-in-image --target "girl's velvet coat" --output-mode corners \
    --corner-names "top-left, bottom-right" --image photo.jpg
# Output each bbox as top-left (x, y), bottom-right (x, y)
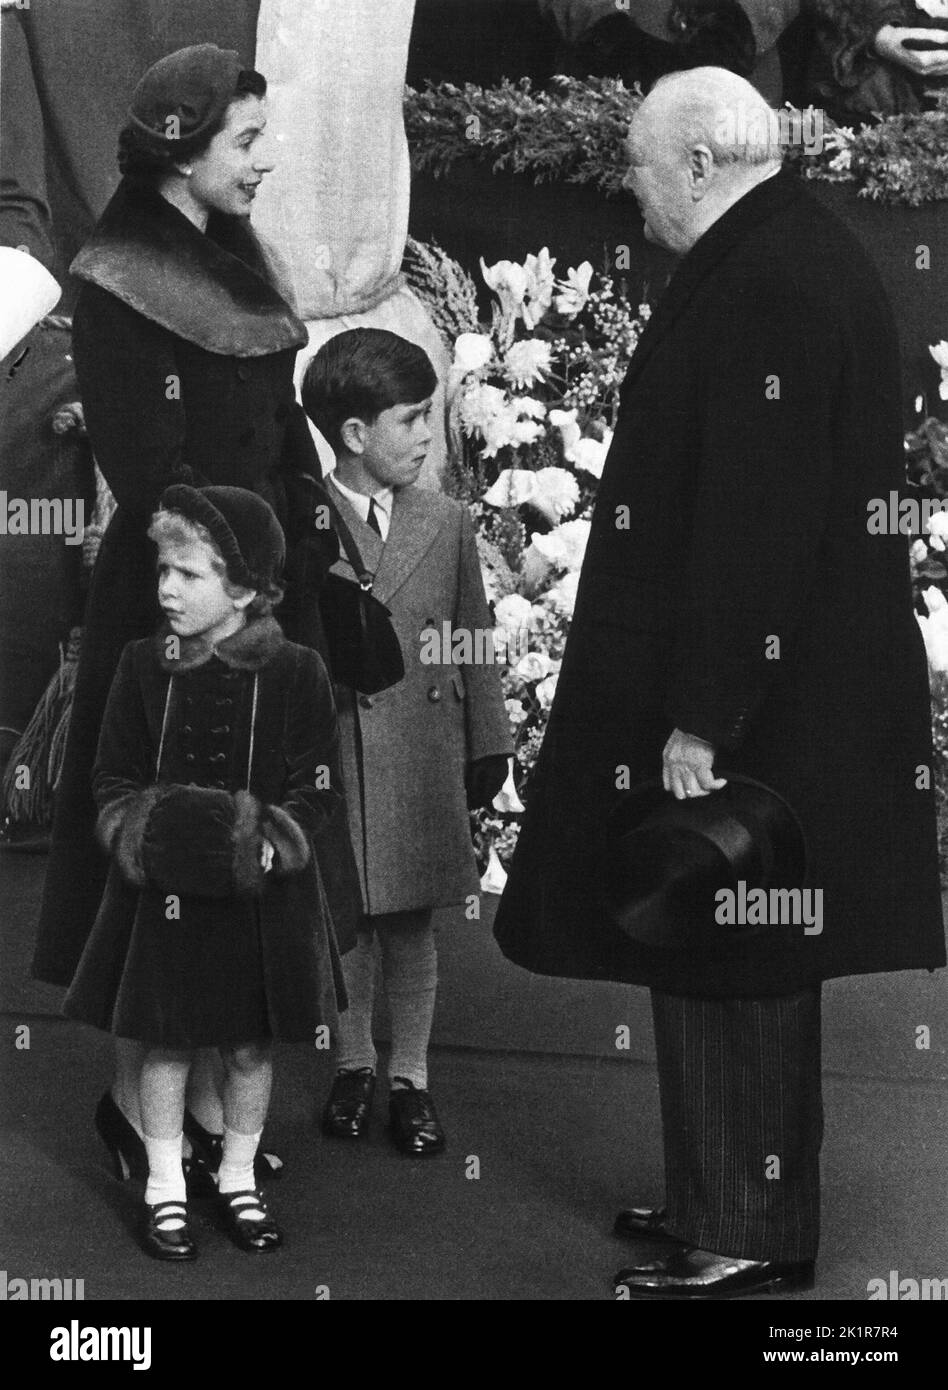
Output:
top-left (32, 180), bottom-right (361, 986)
top-left (63, 618), bottom-right (346, 1046)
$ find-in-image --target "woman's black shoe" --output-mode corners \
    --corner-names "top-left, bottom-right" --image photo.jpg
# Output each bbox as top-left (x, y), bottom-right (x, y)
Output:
top-left (183, 1109), bottom-right (284, 1193)
top-left (140, 1201), bottom-right (197, 1262)
top-left (219, 1189), bottom-right (283, 1253)
top-left (95, 1091), bottom-right (148, 1183)
top-left (321, 1068), bottom-right (376, 1139)
top-left (388, 1080), bottom-right (445, 1156)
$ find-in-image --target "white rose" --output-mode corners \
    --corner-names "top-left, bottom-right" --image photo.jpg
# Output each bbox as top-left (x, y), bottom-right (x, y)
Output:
top-left (514, 650), bottom-right (554, 682)
top-left (494, 592), bottom-right (535, 632)
top-left (530, 518), bottom-right (591, 572)
top-left (454, 332), bottom-right (494, 374)
top-left (927, 511), bottom-right (948, 551)
top-left (504, 699), bottom-right (528, 727)
top-left (504, 339), bottom-right (552, 389)
top-left (531, 466), bottom-right (580, 524)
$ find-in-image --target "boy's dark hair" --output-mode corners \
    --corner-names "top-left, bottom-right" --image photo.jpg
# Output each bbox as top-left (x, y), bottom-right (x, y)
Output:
top-left (118, 70), bottom-right (267, 186)
top-left (301, 328), bottom-right (437, 454)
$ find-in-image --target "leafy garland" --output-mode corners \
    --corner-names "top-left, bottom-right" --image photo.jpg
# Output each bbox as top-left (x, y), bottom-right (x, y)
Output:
top-left (404, 77), bottom-right (948, 207)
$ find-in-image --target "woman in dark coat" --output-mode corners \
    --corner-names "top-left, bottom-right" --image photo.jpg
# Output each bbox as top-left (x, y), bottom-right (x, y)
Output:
top-left (31, 45), bottom-right (360, 1180)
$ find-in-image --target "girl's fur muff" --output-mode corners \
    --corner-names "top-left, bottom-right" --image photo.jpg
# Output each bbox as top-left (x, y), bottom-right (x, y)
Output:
top-left (97, 785), bottom-right (311, 898)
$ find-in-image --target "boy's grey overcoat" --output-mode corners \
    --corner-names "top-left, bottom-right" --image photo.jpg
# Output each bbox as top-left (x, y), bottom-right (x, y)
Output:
top-left (329, 486), bottom-right (512, 915)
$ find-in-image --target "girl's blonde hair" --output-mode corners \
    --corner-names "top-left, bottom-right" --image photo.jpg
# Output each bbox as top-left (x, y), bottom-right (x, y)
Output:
top-left (148, 509), bottom-right (284, 617)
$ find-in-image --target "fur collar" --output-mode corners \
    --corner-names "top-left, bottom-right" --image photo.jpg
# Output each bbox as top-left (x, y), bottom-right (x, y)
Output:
top-left (154, 614), bottom-right (285, 672)
top-left (71, 181), bottom-right (306, 357)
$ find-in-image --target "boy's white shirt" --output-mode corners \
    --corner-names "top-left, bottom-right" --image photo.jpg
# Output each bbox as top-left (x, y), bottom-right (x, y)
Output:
top-left (328, 471), bottom-right (394, 541)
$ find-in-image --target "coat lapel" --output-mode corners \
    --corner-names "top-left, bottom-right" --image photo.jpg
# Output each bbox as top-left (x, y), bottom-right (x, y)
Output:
top-left (328, 487), bottom-right (385, 582)
top-left (371, 488), bottom-right (443, 605)
top-left (621, 170), bottom-right (806, 399)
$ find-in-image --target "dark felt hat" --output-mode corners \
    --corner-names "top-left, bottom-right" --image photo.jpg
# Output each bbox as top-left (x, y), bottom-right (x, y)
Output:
top-left (127, 44), bottom-right (242, 154)
top-left (604, 774), bottom-right (808, 949)
top-left (159, 484), bottom-right (285, 592)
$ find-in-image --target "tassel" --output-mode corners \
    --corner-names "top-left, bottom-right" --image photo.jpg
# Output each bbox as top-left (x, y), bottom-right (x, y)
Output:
top-left (2, 628), bottom-right (81, 826)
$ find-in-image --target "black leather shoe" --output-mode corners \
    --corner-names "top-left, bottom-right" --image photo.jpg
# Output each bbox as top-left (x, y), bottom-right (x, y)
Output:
top-left (219, 1189), bottom-right (283, 1253)
top-left (614, 1247), bottom-right (816, 1299)
top-left (321, 1067), bottom-right (376, 1139)
top-left (388, 1080), bottom-right (445, 1156)
top-left (140, 1201), bottom-right (197, 1262)
top-left (96, 1092), bottom-right (149, 1183)
top-left (183, 1109), bottom-right (284, 1194)
top-left (613, 1205), bottom-right (670, 1239)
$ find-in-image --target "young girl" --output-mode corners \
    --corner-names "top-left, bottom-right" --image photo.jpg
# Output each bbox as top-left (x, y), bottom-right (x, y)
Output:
top-left (64, 484), bottom-right (346, 1260)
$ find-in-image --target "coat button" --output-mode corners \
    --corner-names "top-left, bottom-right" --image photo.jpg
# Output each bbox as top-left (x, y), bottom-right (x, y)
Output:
top-left (236, 362), bottom-right (251, 381)
top-left (358, 695), bottom-right (372, 710)
top-left (211, 725), bottom-right (231, 736)
top-left (427, 686), bottom-right (441, 703)
top-left (184, 753), bottom-right (196, 764)
top-left (182, 724), bottom-right (193, 735)
top-left (211, 780), bottom-right (226, 789)
top-left (210, 752), bottom-right (227, 764)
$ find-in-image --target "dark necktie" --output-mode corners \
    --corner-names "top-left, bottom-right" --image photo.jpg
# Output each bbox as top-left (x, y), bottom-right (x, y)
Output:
top-left (366, 497), bottom-right (382, 537)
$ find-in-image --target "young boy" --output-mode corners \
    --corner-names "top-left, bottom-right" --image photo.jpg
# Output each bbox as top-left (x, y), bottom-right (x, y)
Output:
top-left (64, 484), bottom-right (346, 1257)
top-left (302, 328), bottom-right (512, 1153)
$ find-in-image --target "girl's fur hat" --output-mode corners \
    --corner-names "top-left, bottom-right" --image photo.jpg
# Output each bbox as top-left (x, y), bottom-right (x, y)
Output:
top-left (159, 484), bottom-right (286, 592)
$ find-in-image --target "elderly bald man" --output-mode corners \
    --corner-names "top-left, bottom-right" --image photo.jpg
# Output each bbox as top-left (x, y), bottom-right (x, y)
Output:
top-left (494, 67), bottom-right (944, 1299)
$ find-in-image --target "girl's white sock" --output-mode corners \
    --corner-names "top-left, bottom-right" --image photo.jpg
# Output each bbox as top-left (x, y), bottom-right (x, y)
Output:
top-left (218, 1127), bottom-right (263, 1215)
top-left (143, 1133), bottom-right (186, 1216)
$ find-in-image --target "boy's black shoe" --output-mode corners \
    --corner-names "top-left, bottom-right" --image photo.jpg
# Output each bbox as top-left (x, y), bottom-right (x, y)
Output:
top-left (322, 1067), bottom-right (376, 1138)
top-left (388, 1079), bottom-right (445, 1156)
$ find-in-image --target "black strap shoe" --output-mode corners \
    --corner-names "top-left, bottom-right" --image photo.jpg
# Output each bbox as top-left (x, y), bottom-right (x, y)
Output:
top-left (183, 1109), bottom-right (284, 1194)
top-left (140, 1201), bottom-right (197, 1262)
top-left (388, 1079), bottom-right (445, 1156)
top-left (321, 1067), bottom-right (376, 1139)
top-left (614, 1246), bottom-right (816, 1299)
top-left (219, 1189), bottom-right (283, 1253)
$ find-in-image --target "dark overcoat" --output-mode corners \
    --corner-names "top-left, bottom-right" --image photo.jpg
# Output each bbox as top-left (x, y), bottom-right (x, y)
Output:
top-left (330, 486), bottom-right (513, 915)
top-left (32, 180), bottom-right (360, 985)
top-left (63, 616), bottom-right (345, 1047)
top-left (494, 170), bottom-right (946, 997)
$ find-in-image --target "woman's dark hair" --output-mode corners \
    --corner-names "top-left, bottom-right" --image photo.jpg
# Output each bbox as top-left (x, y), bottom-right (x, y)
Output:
top-left (118, 69), bottom-right (266, 186)
top-left (301, 329), bottom-right (438, 454)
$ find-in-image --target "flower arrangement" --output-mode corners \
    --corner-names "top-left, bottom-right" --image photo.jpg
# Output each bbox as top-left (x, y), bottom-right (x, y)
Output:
top-left (405, 237), bottom-right (650, 887)
top-left (404, 77), bottom-right (948, 206)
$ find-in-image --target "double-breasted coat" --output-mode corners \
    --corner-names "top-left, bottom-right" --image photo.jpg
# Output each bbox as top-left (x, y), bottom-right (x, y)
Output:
top-left (32, 180), bottom-right (360, 986)
top-left (329, 485), bottom-right (512, 915)
top-left (494, 170), bottom-right (946, 997)
top-left (63, 615), bottom-right (346, 1047)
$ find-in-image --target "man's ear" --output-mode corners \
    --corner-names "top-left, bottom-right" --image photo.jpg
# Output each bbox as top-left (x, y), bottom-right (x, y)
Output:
top-left (689, 145), bottom-right (714, 199)
top-left (339, 416), bottom-right (366, 455)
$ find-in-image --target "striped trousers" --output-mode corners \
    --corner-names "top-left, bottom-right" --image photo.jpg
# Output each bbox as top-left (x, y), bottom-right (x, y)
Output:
top-left (651, 987), bottom-right (823, 1263)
